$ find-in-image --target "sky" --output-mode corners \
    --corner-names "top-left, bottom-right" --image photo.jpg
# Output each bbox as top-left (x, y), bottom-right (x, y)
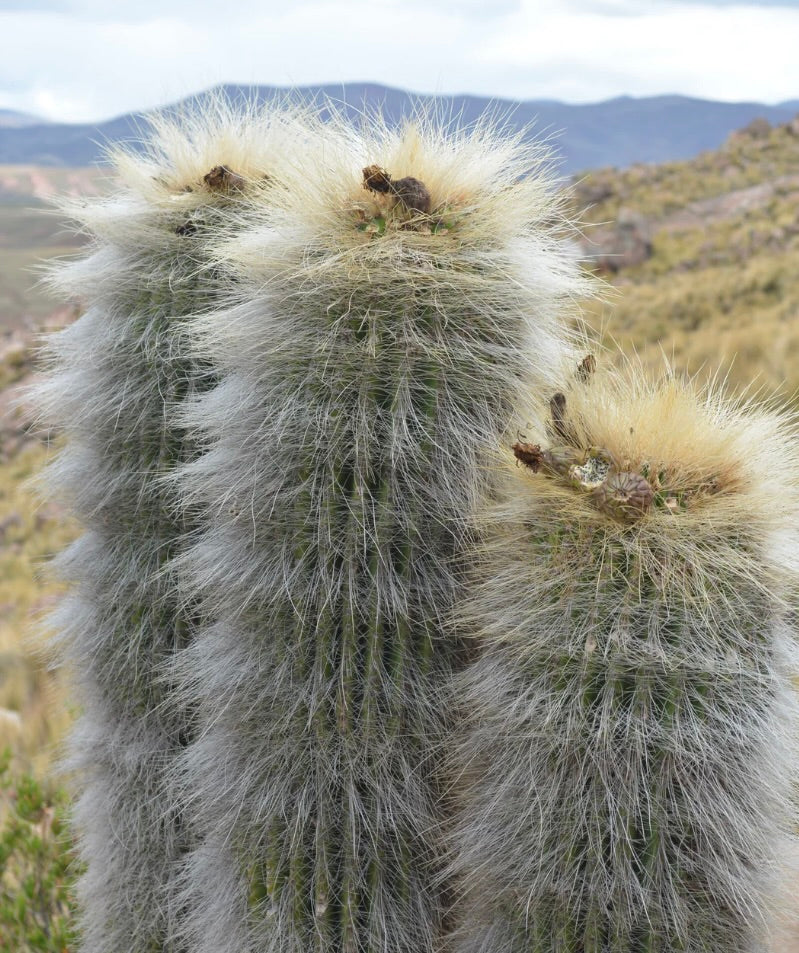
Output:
top-left (2, 0), bottom-right (798, 124)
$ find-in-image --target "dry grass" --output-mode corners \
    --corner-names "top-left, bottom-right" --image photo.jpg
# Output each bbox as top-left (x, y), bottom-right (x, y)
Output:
top-left (0, 439), bottom-right (77, 775)
top-left (573, 117), bottom-right (799, 405)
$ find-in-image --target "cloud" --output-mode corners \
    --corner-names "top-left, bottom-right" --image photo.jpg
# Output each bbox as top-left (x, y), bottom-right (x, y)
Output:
top-left (668, 0), bottom-right (799, 6)
top-left (0, 0), bottom-right (519, 18)
top-left (0, 0), bottom-right (796, 123)
top-left (480, 1), bottom-right (799, 103)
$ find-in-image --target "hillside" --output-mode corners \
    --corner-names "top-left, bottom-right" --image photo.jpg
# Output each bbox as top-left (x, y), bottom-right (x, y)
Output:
top-left (572, 113), bottom-right (799, 401)
top-left (0, 309), bottom-right (76, 773)
top-left (0, 109), bottom-right (47, 129)
top-left (0, 84), bottom-right (796, 173)
top-left (0, 165), bottom-right (107, 331)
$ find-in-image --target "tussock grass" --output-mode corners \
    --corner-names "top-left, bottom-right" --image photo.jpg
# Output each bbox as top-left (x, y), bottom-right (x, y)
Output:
top-left (0, 442), bottom-right (76, 776)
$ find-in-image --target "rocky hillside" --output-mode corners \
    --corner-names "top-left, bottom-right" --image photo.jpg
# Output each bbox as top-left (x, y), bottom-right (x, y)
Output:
top-left (0, 165), bottom-right (106, 332)
top-left (572, 113), bottom-right (799, 401)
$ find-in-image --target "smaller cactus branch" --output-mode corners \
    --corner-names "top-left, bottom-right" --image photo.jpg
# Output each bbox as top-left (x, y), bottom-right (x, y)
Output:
top-left (448, 363), bottom-right (799, 953)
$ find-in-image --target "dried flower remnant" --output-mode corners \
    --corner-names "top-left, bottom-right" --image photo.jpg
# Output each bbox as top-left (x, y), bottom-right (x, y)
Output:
top-left (362, 164), bottom-right (432, 214)
top-left (512, 441), bottom-right (544, 472)
top-left (203, 165), bottom-right (246, 193)
top-left (514, 437), bottom-right (655, 522)
top-left (576, 353), bottom-right (596, 382)
top-left (391, 176), bottom-right (432, 214)
top-left (569, 450), bottom-right (612, 488)
top-left (362, 164), bottom-right (394, 194)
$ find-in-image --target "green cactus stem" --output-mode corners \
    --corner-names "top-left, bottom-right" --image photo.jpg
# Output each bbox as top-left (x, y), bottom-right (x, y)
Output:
top-left (172, 116), bottom-right (589, 953)
top-left (36, 103), bottom-right (311, 953)
top-left (448, 363), bottom-right (799, 953)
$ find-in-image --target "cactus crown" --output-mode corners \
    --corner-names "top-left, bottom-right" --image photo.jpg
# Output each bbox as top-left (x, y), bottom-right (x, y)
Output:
top-left (511, 359), bottom-right (796, 528)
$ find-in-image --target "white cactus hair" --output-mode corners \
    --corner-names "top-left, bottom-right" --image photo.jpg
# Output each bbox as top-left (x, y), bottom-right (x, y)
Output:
top-left (445, 357), bottom-right (799, 952)
top-left (168, 106), bottom-right (592, 953)
top-left (33, 96), bottom-right (328, 952)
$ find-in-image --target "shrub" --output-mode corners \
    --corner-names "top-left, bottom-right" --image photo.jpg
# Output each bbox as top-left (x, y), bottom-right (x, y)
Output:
top-left (0, 750), bottom-right (80, 952)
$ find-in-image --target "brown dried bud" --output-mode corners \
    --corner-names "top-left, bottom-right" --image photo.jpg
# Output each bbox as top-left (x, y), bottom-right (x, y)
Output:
top-left (593, 470), bottom-right (654, 521)
top-left (204, 165), bottom-right (245, 192)
top-left (363, 166), bottom-right (431, 214)
top-left (363, 165), bottom-right (393, 194)
top-left (548, 392), bottom-right (570, 443)
top-left (512, 441), bottom-right (544, 471)
top-left (390, 176), bottom-right (431, 214)
top-left (577, 354), bottom-right (596, 382)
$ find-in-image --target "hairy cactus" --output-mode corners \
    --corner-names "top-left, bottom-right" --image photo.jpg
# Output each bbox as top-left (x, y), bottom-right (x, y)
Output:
top-left (446, 362), bottom-right (799, 952)
top-left (169, 115), bottom-right (589, 953)
top-left (35, 102), bottom-right (314, 953)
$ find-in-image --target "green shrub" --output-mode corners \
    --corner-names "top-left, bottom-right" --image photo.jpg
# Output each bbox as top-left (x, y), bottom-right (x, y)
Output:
top-left (0, 750), bottom-right (79, 952)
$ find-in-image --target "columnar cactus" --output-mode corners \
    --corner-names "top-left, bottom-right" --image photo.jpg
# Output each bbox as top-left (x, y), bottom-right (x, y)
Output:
top-left (170, 116), bottom-right (589, 953)
top-left (35, 102), bottom-right (313, 953)
top-left (446, 362), bottom-right (799, 953)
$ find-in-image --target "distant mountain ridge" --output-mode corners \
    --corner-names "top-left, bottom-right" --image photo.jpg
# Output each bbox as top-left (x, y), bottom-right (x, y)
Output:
top-left (0, 109), bottom-right (49, 129)
top-left (0, 83), bottom-right (796, 173)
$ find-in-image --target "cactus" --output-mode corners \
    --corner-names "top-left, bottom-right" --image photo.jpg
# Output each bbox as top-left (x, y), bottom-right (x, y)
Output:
top-left (169, 115), bottom-right (590, 953)
top-left (35, 101), bottom-right (314, 953)
top-left (445, 361), bottom-right (799, 953)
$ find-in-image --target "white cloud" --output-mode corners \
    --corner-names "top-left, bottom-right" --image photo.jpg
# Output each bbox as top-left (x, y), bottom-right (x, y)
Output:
top-left (480, 2), bottom-right (799, 103)
top-left (0, 0), bottom-right (796, 123)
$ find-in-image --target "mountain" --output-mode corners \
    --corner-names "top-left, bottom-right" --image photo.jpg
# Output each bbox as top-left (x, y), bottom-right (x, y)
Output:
top-left (0, 83), bottom-right (796, 173)
top-left (0, 109), bottom-right (48, 129)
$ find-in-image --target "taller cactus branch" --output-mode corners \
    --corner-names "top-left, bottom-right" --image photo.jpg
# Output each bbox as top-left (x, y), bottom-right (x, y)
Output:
top-left (446, 362), bottom-right (799, 953)
top-left (35, 103), bottom-right (313, 953)
top-left (171, 116), bottom-right (590, 953)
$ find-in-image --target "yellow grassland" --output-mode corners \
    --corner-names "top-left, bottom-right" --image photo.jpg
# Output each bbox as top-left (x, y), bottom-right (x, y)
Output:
top-left (574, 118), bottom-right (799, 403)
top-left (0, 440), bottom-right (76, 776)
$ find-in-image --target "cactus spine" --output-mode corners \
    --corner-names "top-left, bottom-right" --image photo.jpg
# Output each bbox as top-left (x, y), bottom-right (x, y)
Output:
top-left (170, 116), bottom-right (588, 953)
top-left (446, 363), bottom-right (799, 953)
top-left (36, 103), bottom-right (310, 953)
